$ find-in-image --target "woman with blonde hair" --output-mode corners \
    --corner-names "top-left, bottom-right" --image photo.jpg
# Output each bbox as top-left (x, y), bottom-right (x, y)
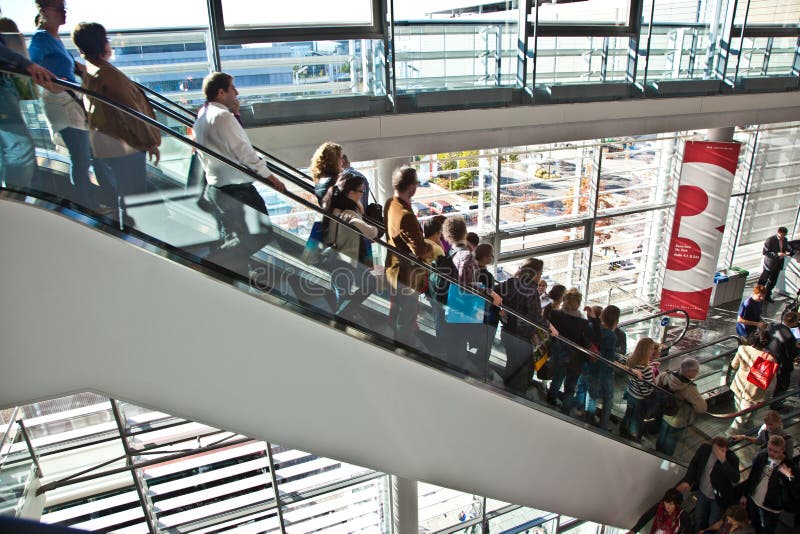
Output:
top-left (309, 141), bottom-right (343, 205)
top-left (621, 337), bottom-right (656, 440)
top-left (729, 328), bottom-right (777, 432)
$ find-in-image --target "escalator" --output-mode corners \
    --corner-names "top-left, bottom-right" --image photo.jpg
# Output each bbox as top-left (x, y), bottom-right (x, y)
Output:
top-left (1, 69), bottom-right (795, 528)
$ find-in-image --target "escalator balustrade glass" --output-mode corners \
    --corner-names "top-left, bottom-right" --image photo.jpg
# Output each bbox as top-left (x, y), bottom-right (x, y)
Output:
top-left (0, 69), bottom-right (754, 467)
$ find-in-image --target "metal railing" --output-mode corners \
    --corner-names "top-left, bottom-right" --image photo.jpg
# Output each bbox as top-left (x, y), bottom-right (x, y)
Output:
top-left (618, 308), bottom-right (692, 349)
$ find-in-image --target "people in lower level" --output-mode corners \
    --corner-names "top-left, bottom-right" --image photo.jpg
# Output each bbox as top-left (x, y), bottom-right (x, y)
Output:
top-left (736, 285), bottom-right (767, 338)
top-left (731, 411), bottom-right (794, 459)
top-left (728, 330), bottom-right (777, 432)
top-left (676, 437), bottom-right (740, 533)
top-left (627, 488), bottom-right (692, 534)
top-left (736, 435), bottom-right (800, 534)
top-left (757, 227), bottom-right (790, 302)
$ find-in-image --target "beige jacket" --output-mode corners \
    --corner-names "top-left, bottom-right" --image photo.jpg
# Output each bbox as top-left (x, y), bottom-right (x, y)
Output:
top-left (730, 345), bottom-right (777, 404)
top-left (83, 59), bottom-right (160, 158)
top-left (656, 371), bottom-right (707, 428)
top-left (324, 209), bottom-right (379, 267)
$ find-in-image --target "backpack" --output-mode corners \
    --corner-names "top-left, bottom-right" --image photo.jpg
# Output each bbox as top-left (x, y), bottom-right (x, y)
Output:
top-left (648, 373), bottom-right (680, 418)
top-left (429, 248), bottom-right (458, 304)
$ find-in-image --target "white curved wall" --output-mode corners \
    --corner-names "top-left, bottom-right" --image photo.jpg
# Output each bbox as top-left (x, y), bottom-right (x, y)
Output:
top-left (0, 198), bottom-right (684, 528)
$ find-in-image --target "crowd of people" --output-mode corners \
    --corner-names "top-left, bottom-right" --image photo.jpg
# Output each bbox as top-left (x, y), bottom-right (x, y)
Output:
top-left (630, 420), bottom-right (800, 534)
top-left (5, 6), bottom-right (800, 534)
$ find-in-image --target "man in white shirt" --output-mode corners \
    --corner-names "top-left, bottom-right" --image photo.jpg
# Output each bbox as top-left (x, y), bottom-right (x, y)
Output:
top-left (193, 72), bottom-right (286, 270)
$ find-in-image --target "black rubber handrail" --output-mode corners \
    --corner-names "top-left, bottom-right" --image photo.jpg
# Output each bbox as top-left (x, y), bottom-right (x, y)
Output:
top-left (658, 335), bottom-right (742, 365)
top-left (4, 68), bottom-right (696, 426)
top-left (706, 387), bottom-right (800, 419)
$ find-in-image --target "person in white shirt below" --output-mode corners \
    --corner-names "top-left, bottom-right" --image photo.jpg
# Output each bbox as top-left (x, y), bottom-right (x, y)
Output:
top-left (736, 435), bottom-right (800, 534)
top-left (193, 72), bottom-right (286, 271)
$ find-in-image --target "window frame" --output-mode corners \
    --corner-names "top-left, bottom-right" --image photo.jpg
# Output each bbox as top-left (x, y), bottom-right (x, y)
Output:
top-left (208, 0), bottom-right (386, 44)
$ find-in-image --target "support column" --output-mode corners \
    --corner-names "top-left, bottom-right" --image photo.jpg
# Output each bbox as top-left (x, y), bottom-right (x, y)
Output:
top-left (706, 127), bottom-right (735, 142)
top-left (391, 476), bottom-right (418, 534)
top-left (375, 157), bottom-right (412, 205)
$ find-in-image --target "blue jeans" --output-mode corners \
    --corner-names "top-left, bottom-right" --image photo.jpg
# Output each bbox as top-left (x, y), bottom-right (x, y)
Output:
top-left (694, 493), bottom-right (722, 533)
top-left (585, 376), bottom-right (613, 429)
top-left (621, 393), bottom-right (646, 438)
top-left (574, 374), bottom-right (588, 412)
top-left (59, 127), bottom-right (101, 210)
top-left (656, 420), bottom-right (686, 455)
top-left (391, 287), bottom-right (420, 349)
top-left (0, 78), bottom-right (36, 191)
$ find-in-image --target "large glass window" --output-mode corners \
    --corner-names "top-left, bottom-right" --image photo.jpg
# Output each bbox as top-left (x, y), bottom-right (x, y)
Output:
top-left (496, 143), bottom-right (598, 229)
top-left (534, 0), bottom-right (631, 26)
top-left (219, 39), bottom-right (385, 104)
top-left (5, 0), bottom-right (208, 33)
top-left (394, 23), bottom-right (517, 91)
top-left (596, 135), bottom-right (680, 216)
top-left (735, 0), bottom-right (800, 27)
top-left (530, 36), bottom-right (630, 85)
top-left (219, 0), bottom-right (375, 29)
top-left (638, 0), bottom-right (719, 84)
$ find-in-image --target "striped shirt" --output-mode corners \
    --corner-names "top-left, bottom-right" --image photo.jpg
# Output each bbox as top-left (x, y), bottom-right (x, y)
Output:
top-left (627, 363), bottom-right (655, 399)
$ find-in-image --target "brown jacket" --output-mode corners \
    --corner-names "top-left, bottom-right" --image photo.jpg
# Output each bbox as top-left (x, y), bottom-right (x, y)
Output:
top-left (384, 196), bottom-right (432, 292)
top-left (83, 59), bottom-right (161, 158)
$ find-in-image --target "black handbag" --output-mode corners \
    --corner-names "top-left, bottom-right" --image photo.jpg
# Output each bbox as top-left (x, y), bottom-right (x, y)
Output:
top-left (364, 202), bottom-right (384, 239)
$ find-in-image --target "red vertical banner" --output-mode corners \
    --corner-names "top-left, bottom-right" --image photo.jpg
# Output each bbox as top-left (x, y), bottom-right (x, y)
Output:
top-left (660, 141), bottom-right (741, 320)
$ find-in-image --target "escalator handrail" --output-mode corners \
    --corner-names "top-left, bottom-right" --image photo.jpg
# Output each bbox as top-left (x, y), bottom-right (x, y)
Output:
top-left (618, 308), bottom-right (691, 349)
top-left (5, 69), bottom-right (693, 418)
top-left (134, 81), bottom-right (319, 195)
top-left (657, 335), bottom-right (742, 365)
top-left (705, 386), bottom-right (800, 419)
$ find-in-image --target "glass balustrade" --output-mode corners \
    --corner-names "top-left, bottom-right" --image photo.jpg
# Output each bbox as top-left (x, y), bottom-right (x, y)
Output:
top-left (0, 71), bottom-right (778, 472)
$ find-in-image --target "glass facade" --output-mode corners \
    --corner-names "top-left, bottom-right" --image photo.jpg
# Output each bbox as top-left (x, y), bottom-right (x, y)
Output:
top-left (1, 1), bottom-right (800, 531)
top-left (1, 393), bottom-right (595, 534)
top-left (6, 0), bottom-right (797, 111)
top-left (398, 123), bottom-right (800, 307)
